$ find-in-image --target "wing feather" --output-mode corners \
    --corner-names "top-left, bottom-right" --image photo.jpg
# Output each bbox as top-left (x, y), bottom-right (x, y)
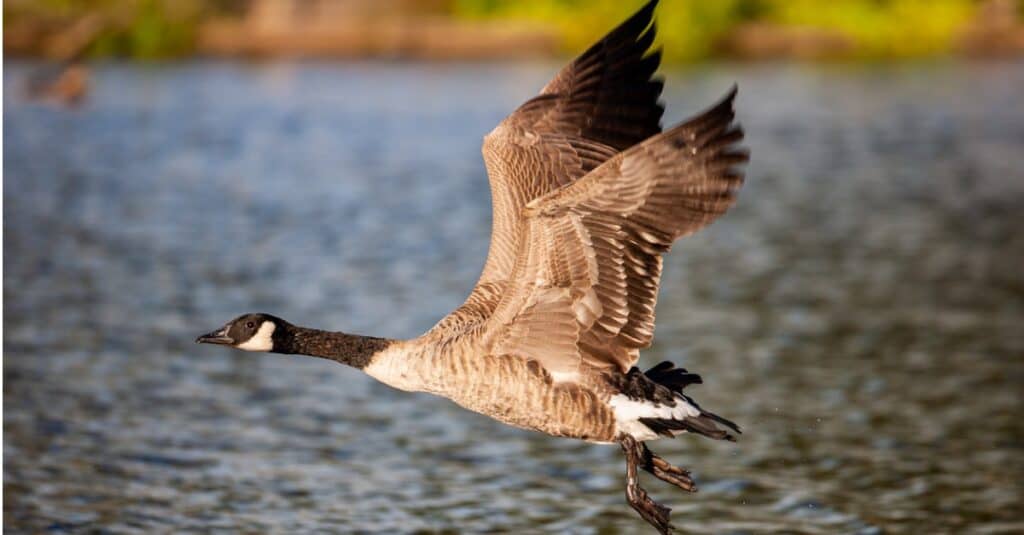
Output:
top-left (484, 88), bottom-right (748, 373)
top-left (478, 0), bottom-right (664, 285)
top-left (430, 1), bottom-right (665, 340)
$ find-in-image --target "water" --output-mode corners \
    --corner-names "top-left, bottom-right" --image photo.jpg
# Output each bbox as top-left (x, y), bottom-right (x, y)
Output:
top-left (4, 60), bottom-right (1023, 534)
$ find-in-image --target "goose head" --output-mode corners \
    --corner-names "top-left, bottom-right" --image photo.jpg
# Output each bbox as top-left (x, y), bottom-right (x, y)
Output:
top-left (196, 313), bottom-right (287, 352)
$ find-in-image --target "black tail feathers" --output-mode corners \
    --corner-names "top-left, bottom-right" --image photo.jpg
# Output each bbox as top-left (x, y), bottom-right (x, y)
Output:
top-left (644, 360), bottom-right (703, 391)
top-left (640, 361), bottom-right (742, 441)
top-left (639, 415), bottom-right (738, 441)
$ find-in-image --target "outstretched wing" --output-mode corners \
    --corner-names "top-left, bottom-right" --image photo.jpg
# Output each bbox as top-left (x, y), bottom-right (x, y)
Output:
top-left (479, 0), bottom-right (664, 286)
top-left (482, 89), bottom-right (748, 376)
top-left (431, 0), bottom-right (664, 338)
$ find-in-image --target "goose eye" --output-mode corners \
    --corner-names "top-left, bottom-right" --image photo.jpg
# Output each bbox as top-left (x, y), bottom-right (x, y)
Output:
top-left (246, 321), bottom-right (255, 329)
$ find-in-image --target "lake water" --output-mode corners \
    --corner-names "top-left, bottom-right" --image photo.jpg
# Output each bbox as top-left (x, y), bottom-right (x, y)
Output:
top-left (4, 60), bottom-right (1023, 534)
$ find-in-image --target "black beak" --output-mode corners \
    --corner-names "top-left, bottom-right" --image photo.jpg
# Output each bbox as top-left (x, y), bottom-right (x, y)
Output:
top-left (196, 327), bottom-right (233, 345)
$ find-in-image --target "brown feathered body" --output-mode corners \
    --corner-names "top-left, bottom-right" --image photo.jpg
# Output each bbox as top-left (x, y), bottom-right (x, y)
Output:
top-left (367, 340), bottom-right (621, 441)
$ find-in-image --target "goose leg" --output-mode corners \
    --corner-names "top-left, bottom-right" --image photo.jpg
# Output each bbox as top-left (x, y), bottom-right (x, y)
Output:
top-left (639, 442), bottom-right (697, 492)
top-left (620, 435), bottom-right (674, 534)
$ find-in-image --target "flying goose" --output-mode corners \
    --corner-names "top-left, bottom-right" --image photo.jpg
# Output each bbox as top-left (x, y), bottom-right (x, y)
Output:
top-left (197, 1), bottom-right (748, 532)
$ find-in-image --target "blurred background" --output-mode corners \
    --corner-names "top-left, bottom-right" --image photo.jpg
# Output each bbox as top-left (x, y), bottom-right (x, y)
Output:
top-left (5, 0), bottom-right (1024, 62)
top-left (4, 1), bottom-right (1024, 534)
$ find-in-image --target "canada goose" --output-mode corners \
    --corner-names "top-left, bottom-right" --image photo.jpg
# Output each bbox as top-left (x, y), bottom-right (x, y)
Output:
top-left (197, 1), bottom-right (747, 532)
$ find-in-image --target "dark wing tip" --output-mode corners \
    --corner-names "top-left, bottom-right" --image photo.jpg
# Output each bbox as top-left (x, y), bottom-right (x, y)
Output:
top-left (663, 83), bottom-right (743, 146)
top-left (696, 84), bottom-right (739, 126)
top-left (605, 0), bottom-right (660, 50)
top-left (639, 0), bottom-right (661, 22)
top-left (712, 83), bottom-right (739, 117)
top-left (726, 82), bottom-right (739, 101)
top-left (629, 0), bottom-right (660, 28)
top-left (635, 18), bottom-right (658, 53)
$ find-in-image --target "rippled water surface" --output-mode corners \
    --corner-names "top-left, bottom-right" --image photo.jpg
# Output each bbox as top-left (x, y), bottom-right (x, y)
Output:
top-left (5, 60), bottom-right (1024, 534)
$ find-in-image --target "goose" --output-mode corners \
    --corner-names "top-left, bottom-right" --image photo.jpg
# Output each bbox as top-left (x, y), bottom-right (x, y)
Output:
top-left (197, 1), bottom-right (748, 532)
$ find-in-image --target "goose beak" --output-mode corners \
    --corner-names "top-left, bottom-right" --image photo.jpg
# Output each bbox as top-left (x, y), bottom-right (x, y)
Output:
top-left (196, 327), bottom-right (233, 345)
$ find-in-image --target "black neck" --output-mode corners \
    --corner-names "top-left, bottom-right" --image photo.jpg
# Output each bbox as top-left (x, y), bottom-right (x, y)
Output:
top-left (272, 323), bottom-right (393, 369)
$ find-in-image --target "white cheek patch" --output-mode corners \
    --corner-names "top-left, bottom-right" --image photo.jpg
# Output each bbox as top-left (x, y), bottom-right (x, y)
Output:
top-left (236, 322), bottom-right (276, 352)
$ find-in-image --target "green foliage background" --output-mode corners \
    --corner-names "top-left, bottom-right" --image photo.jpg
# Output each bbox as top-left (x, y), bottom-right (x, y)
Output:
top-left (5, 0), bottom-right (218, 59)
top-left (454, 0), bottom-right (980, 62)
top-left (4, 0), bottom-right (996, 61)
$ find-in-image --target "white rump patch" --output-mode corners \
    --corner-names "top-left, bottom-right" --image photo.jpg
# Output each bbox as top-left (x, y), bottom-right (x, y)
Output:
top-left (237, 321), bottom-right (276, 352)
top-left (609, 394), bottom-right (700, 441)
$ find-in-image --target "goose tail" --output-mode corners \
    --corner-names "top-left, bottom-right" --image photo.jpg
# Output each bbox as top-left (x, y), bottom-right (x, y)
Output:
top-left (610, 362), bottom-right (741, 442)
top-left (641, 361), bottom-right (741, 441)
